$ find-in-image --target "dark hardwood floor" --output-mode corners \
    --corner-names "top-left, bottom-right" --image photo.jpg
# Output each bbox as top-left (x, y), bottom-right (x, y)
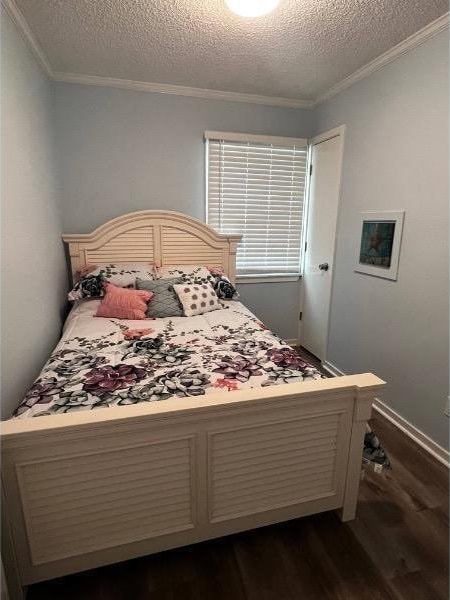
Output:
top-left (28, 357), bottom-right (449, 600)
top-left (295, 345), bottom-right (329, 376)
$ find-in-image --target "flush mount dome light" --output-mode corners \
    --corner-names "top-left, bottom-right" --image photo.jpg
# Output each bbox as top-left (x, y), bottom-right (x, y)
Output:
top-left (225, 0), bottom-right (280, 17)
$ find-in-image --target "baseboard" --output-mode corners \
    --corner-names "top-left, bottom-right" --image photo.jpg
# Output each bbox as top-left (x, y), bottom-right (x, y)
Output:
top-left (321, 360), bottom-right (450, 468)
top-left (322, 361), bottom-right (345, 377)
top-left (372, 399), bottom-right (449, 468)
top-left (286, 338), bottom-right (299, 347)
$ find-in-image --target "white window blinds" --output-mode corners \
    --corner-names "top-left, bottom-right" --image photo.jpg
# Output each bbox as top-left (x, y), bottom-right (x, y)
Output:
top-left (206, 131), bottom-right (308, 277)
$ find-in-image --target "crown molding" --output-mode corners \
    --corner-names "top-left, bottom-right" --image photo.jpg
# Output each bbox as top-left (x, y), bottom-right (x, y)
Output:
top-left (3, 0), bottom-right (313, 108)
top-left (1, 0), bottom-right (53, 77)
top-left (3, 0), bottom-right (448, 110)
top-left (314, 11), bottom-right (449, 106)
top-left (52, 71), bottom-right (313, 109)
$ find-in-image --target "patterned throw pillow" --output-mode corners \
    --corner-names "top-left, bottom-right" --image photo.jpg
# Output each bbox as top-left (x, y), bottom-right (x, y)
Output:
top-left (136, 277), bottom-right (184, 318)
top-left (173, 282), bottom-right (222, 317)
top-left (68, 275), bottom-right (105, 301)
top-left (156, 265), bottom-right (215, 285)
top-left (68, 263), bottom-right (155, 301)
top-left (212, 275), bottom-right (240, 300)
top-left (91, 263), bottom-right (155, 287)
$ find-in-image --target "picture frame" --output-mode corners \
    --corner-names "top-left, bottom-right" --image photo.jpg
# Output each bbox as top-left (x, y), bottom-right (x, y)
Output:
top-left (355, 210), bottom-right (405, 280)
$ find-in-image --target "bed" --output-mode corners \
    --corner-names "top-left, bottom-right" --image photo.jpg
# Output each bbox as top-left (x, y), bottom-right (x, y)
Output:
top-left (1, 210), bottom-right (384, 599)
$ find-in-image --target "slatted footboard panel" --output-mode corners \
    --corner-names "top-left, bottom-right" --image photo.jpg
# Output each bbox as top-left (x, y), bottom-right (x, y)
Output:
top-left (2, 374), bottom-right (383, 597)
top-left (16, 437), bottom-right (195, 565)
top-left (208, 412), bottom-right (349, 522)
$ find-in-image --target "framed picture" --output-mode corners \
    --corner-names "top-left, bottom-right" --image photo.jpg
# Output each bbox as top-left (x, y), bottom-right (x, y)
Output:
top-left (355, 211), bottom-right (405, 280)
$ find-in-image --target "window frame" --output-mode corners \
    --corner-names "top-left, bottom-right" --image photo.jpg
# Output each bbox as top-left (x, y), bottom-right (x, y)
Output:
top-left (205, 131), bottom-right (309, 283)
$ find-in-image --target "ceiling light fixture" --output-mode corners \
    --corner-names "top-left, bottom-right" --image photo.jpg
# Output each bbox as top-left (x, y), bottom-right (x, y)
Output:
top-left (225, 0), bottom-right (280, 18)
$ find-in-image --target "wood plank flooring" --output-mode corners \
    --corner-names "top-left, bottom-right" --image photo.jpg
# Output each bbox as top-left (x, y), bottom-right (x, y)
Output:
top-left (27, 359), bottom-right (449, 599)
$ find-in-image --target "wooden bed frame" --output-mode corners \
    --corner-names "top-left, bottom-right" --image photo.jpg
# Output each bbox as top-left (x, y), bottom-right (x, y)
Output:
top-left (63, 209), bottom-right (242, 284)
top-left (1, 210), bottom-right (384, 599)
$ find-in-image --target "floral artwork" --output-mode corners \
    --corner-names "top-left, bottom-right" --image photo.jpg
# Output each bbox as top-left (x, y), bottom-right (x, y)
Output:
top-left (13, 301), bottom-right (323, 418)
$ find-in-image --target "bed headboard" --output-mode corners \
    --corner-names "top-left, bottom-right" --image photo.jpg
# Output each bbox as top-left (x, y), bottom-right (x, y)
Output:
top-left (62, 210), bottom-right (242, 284)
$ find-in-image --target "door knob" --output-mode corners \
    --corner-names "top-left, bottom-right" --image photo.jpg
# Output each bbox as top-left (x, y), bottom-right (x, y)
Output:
top-left (319, 263), bottom-right (329, 271)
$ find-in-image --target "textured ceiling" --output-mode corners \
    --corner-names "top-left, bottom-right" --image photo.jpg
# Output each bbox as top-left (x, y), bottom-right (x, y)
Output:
top-left (14, 0), bottom-right (449, 101)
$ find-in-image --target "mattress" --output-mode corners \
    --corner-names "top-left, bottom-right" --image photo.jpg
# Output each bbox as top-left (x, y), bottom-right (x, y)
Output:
top-left (13, 300), bottom-right (323, 418)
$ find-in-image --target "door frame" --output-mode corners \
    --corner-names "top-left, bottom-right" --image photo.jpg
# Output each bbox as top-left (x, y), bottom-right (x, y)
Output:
top-left (298, 125), bottom-right (346, 362)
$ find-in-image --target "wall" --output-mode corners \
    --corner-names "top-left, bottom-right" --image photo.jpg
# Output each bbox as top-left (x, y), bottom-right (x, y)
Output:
top-left (5, 10), bottom-right (446, 449)
top-left (53, 83), bottom-right (314, 340)
top-left (1, 10), bottom-right (67, 419)
top-left (314, 30), bottom-right (449, 448)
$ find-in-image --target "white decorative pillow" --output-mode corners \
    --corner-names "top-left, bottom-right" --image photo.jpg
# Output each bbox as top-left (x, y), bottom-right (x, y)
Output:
top-left (69, 263), bottom-right (155, 301)
top-left (173, 282), bottom-right (222, 317)
top-left (156, 265), bottom-right (214, 285)
top-left (82, 263), bottom-right (155, 286)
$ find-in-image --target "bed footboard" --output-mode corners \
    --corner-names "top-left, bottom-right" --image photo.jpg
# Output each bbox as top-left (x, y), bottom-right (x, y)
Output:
top-left (1, 374), bottom-right (384, 598)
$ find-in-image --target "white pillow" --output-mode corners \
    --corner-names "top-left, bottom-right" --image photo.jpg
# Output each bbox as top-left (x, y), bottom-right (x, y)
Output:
top-left (68, 263), bottom-right (155, 301)
top-left (156, 265), bottom-right (214, 284)
top-left (173, 282), bottom-right (222, 317)
top-left (81, 263), bottom-right (155, 287)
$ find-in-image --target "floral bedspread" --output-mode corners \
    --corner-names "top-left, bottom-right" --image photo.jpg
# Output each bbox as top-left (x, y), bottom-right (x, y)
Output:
top-left (13, 300), bottom-right (323, 418)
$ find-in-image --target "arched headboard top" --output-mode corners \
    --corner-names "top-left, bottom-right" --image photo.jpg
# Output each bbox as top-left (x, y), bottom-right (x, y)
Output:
top-left (62, 210), bottom-right (242, 283)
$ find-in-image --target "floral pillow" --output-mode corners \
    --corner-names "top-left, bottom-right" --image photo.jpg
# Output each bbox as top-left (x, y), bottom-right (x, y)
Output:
top-left (90, 263), bottom-right (155, 287)
top-left (68, 263), bottom-right (155, 301)
top-left (68, 274), bottom-right (105, 301)
top-left (212, 275), bottom-right (239, 300)
top-left (173, 282), bottom-right (222, 317)
top-left (156, 265), bottom-right (215, 285)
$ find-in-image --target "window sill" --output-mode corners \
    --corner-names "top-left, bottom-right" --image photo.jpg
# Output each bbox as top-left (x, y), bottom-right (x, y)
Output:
top-left (236, 275), bottom-right (301, 284)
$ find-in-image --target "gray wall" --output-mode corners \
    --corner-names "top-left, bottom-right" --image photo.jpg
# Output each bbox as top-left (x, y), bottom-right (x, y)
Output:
top-left (1, 10), bottom-right (67, 419)
top-left (53, 83), bottom-right (314, 340)
top-left (314, 30), bottom-right (449, 448)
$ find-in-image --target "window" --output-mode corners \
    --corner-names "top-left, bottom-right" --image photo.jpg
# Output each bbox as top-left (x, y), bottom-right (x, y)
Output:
top-left (205, 131), bottom-right (308, 279)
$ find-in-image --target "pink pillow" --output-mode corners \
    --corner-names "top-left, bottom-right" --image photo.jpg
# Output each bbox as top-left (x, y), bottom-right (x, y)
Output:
top-left (95, 283), bottom-right (153, 320)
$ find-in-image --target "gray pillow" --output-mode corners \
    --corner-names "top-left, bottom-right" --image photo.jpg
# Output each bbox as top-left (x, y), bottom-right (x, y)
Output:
top-left (136, 277), bottom-right (184, 318)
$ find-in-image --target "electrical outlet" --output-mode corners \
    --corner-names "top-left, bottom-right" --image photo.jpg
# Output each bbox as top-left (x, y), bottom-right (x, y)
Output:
top-left (445, 396), bottom-right (450, 418)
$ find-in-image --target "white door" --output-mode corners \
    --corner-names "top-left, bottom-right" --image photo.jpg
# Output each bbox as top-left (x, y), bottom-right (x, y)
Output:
top-left (300, 128), bottom-right (344, 361)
